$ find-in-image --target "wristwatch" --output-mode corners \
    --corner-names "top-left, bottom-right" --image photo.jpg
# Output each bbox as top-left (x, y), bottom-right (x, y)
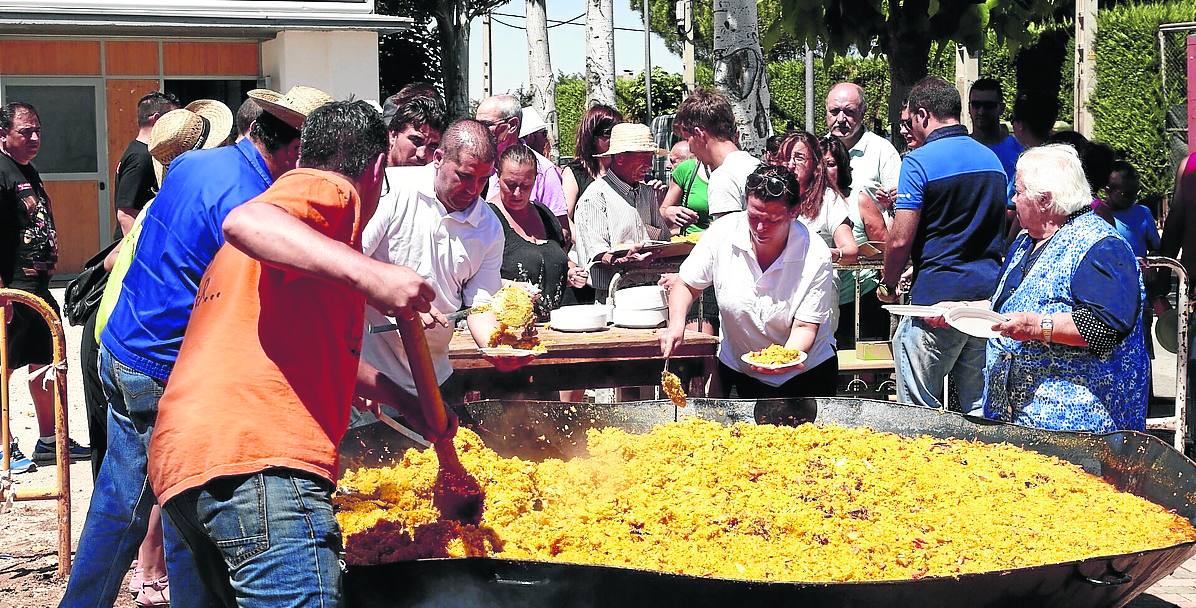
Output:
top-left (1040, 314), bottom-right (1054, 344)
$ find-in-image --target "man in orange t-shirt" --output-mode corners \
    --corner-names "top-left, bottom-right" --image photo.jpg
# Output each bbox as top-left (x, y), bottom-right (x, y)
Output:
top-left (148, 100), bottom-right (448, 606)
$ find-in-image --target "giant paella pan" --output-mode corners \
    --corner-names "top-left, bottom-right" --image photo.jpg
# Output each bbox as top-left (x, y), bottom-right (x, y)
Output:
top-left (340, 397), bottom-right (1196, 608)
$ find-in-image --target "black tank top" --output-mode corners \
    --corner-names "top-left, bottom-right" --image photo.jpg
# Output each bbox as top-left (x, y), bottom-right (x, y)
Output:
top-left (488, 202), bottom-right (570, 316)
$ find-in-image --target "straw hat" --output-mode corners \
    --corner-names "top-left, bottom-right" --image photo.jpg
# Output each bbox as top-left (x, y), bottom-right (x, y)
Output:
top-left (149, 99), bottom-right (233, 184)
top-left (247, 85), bottom-right (333, 130)
top-left (519, 106), bottom-right (547, 138)
top-left (594, 123), bottom-right (666, 157)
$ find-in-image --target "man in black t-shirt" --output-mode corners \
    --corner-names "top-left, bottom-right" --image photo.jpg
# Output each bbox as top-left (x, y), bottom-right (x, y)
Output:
top-left (0, 101), bottom-right (89, 472)
top-left (113, 91), bottom-right (178, 235)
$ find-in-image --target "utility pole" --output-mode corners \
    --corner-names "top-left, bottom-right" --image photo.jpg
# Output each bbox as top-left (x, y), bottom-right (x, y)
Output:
top-left (1073, 0), bottom-right (1098, 137)
top-left (804, 44), bottom-right (814, 132)
top-left (482, 14), bottom-right (493, 98)
top-left (643, 0), bottom-right (652, 121)
top-left (677, 0), bottom-right (695, 93)
top-left (954, 45), bottom-right (979, 132)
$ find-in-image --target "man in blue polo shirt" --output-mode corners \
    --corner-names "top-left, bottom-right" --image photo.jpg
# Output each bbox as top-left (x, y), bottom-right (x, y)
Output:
top-left (60, 86), bottom-right (330, 607)
top-left (877, 76), bottom-right (1007, 414)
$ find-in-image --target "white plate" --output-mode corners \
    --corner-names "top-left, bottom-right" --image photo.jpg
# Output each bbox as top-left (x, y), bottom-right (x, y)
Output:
top-left (479, 347), bottom-right (543, 358)
top-left (882, 304), bottom-right (946, 317)
top-left (944, 307), bottom-right (1009, 339)
top-left (740, 349), bottom-right (808, 370)
top-left (550, 304), bottom-right (609, 332)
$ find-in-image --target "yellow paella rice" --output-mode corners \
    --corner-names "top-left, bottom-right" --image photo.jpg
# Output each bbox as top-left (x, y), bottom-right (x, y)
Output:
top-left (335, 419), bottom-right (1196, 581)
top-left (746, 344), bottom-right (803, 366)
top-left (660, 370), bottom-right (686, 408)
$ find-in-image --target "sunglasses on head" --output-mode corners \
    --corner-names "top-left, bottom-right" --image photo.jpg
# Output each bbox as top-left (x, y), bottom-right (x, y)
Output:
top-left (745, 171), bottom-right (792, 198)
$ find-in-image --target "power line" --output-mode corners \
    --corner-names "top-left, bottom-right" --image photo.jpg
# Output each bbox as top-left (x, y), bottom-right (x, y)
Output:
top-left (490, 11), bottom-right (647, 34)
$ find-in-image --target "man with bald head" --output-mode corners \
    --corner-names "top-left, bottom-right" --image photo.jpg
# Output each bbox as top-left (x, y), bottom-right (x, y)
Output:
top-left (356, 119), bottom-right (518, 421)
top-left (826, 82), bottom-right (901, 208)
top-left (476, 94), bottom-right (568, 235)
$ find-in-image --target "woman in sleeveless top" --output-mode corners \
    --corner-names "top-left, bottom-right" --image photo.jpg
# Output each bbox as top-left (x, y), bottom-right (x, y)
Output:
top-left (489, 145), bottom-right (588, 317)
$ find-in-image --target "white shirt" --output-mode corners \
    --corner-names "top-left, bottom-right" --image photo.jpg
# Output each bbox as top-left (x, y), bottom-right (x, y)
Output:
top-left (706, 150), bottom-right (762, 215)
top-left (359, 164), bottom-right (505, 394)
top-left (800, 189), bottom-right (852, 249)
top-left (679, 213), bottom-right (836, 386)
top-left (847, 130), bottom-right (901, 203)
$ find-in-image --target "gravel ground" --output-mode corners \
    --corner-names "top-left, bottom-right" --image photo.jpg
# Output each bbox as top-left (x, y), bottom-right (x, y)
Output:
top-left (0, 287), bottom-right (1190, 607)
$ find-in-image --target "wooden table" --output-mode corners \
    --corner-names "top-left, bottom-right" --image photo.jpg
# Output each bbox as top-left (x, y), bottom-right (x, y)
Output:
top-left (448, 325), bottom-right (718, 395)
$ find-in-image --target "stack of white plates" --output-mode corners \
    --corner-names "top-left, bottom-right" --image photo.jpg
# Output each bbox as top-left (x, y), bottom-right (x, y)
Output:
top-left (611, 285), bottom-right (668, 328)
top-left (550, 304), bottom-right (610, 332)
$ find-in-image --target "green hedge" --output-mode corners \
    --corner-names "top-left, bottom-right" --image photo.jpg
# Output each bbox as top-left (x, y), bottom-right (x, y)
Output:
top-left (1092, 1), bottom-right (1195, 200)
top-left (555, 76), bottom-right (587, 158)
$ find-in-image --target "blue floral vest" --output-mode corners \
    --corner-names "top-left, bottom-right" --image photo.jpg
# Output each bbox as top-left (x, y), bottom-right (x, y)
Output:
top-left (982, 212), bottom-right (1148, 432)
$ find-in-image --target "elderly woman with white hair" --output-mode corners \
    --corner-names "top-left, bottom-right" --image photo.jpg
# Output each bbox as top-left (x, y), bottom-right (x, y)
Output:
top-left (982, 144), bottom-right (1148, 432)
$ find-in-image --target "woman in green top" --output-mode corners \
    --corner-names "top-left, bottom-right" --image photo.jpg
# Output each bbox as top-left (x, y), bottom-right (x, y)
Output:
top-left (659, 142), bottom-right (718, 334)
top-left (661, 157), bottom-right (711, 234)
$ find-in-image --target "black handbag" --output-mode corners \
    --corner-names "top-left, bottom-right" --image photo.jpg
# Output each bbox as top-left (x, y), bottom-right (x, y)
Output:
top-left (63, 239), bottom-right (119, 326)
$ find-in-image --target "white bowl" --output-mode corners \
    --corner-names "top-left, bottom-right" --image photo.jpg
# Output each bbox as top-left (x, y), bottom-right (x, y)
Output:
top-left (550, 304), bottom-right (610, 332)
top-left (612, 285), bottom-right (668, 311)
top-left (613, 306), bottom-right (668, 329)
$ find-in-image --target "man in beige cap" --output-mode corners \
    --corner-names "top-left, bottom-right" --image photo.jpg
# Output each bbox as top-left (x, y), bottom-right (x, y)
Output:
top-left (61, 85), bottom-right (331, 608)
top-left (574, 121), bottom-right (670, 299)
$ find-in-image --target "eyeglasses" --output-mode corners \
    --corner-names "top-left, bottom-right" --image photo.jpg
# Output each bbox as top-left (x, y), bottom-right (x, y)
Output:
top-left (380, 170), bottom-right (391, 197)
top-left (746, 171), bottom-right (792, 198)
top-left (969, 100), bottom-right (1000, 110)
top-left (899, 118), bottom-right (913, 131)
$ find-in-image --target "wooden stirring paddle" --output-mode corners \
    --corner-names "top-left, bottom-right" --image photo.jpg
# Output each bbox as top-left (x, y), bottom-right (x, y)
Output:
top-left (394, 314), bottom-right (484, 524)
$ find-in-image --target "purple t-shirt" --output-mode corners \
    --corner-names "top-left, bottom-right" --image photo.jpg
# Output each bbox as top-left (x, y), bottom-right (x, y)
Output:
top-left (488, 147), bottom-right (567, 217)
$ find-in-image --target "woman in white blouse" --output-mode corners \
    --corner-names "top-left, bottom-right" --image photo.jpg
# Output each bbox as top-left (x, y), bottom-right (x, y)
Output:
top-left (659, 164), bottom-right (839, 398)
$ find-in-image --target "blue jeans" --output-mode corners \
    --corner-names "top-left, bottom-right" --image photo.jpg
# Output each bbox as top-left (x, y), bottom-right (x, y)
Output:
top-left (60, 345), bottom-right (212, 607)
top-left (893, 316), bottom-right (987, 415)
top-left (164, 470), bottom-right (344, 608)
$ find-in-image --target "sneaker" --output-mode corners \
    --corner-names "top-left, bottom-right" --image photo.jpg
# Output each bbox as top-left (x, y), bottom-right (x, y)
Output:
top-left (31, 437), bottom-right (90, 465)
top-left (4, 443), bottom-right (36, 474)
top-left (135, 575), bottom-right (170, 608)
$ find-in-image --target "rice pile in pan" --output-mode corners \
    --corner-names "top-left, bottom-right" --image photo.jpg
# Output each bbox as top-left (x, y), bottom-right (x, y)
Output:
top-left (335, 419), bottom-right (1196, 581)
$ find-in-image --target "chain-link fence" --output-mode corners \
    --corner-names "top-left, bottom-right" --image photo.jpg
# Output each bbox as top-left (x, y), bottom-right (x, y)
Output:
top-left (1160, 23), bottom-right (1194, 175)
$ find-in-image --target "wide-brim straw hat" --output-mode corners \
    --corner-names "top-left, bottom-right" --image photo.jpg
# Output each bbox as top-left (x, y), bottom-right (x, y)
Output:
top-left (149, 99), bottom-right (233, 185)
top-left (519, 106), bottom-right (547, 138)
top-left (594, 123), bottom-right (666, 157)
top-left (247, 85), bottom-right (333, 130)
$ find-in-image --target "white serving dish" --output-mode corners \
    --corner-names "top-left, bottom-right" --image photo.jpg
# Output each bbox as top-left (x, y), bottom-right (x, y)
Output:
top-left (945, 307), bottom-right (1009, 339)
top-left (550, 304), bottom-right (610, 332)
top-left (612, 306), bottom-right (668, 329)
top-left (741, 349), bottom-right (808, 370)
top-left (612, 285), bottom-right (668, 311)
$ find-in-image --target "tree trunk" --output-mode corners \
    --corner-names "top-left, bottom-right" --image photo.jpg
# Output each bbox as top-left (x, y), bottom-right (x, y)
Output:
top-left (433, 1), bottom-right (472, 119)
top-left (712, 0), bottom-right (771, 155)
top-left (885, 0), bottom-right (932, 147)
top-left (585, 0), bottom-right (616, 107)
top-left (526, 0), bottom-right (558, 155)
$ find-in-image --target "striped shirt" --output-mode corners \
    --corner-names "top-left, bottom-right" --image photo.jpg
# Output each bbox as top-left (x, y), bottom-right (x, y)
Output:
top-left (574, 172), bottom-right (668, 291)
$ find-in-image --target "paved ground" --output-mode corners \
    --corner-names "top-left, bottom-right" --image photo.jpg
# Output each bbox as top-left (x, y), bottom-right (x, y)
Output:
top-left (0, 287), bottom-right (1192, 606)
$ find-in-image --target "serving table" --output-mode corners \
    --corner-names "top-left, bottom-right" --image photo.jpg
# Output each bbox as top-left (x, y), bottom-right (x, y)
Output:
top-left (448, 325), bottom-right (718, 395)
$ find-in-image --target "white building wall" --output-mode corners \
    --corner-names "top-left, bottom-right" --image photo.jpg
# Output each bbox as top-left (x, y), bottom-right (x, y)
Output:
top-left (262, 29), bottom-right (379, 102)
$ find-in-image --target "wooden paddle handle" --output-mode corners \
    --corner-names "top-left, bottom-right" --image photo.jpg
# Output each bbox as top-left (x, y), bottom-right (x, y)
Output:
top-left (394, 315), bottom-right (450, 437)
